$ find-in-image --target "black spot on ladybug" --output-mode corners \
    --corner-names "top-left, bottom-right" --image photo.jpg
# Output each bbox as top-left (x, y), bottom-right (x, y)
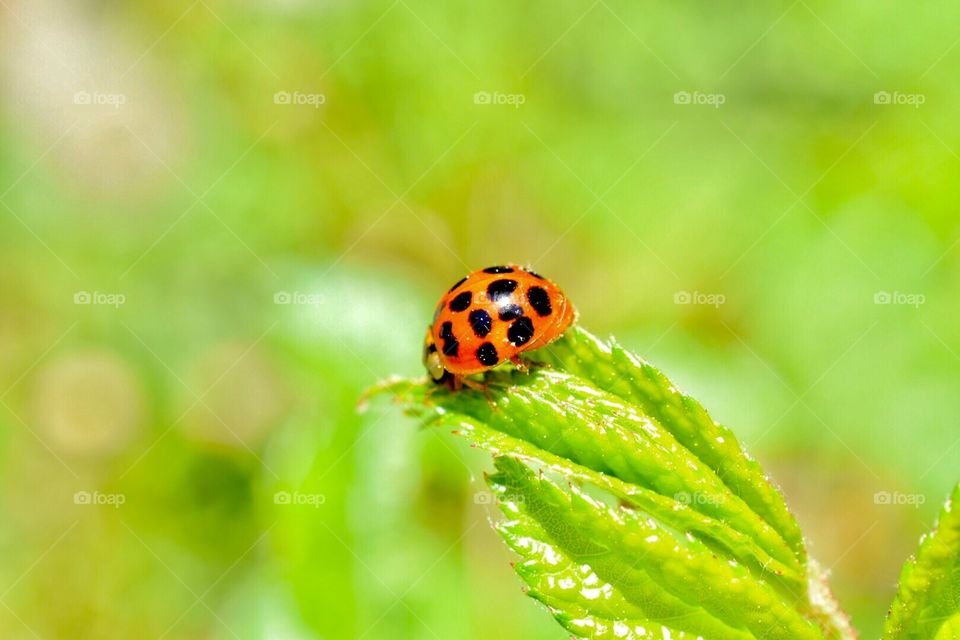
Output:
top-left (440, 321), bottom-right (454, 340)
top-left (483, 266), bottom-right (514, 274)
top-left (487, 279), bottom-right (518, 302)
top-left (476, 342), bottom-right (499, 366)
top-left (469, 309), bottom-right (492, 338)
top-left (448, 276), bottom-right (468, 293)
top-left (449, 291), bottom-right (472, 312)
top-left (522, 268), bottom-right (545, 279)
top-left (439, 321), bottom-right (459, 355)
top-left (442, 335), bottom-right (459, 357)
top-left (498, 303), bottom-right (524, 321)
top-left (527, 286), bottom-right (552, 317)
top-left (427, 342), bottom-right (437, 354)
top-left (507, 317), bottom-right (534, 346)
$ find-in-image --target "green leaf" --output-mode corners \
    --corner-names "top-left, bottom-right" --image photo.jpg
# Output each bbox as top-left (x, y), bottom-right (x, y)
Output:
top-left (369, 327), bottom-right (855, 639)
top-left (526, 329), bottom-right (807, 563)
top-left (883, 483), bottom-right (960, 640)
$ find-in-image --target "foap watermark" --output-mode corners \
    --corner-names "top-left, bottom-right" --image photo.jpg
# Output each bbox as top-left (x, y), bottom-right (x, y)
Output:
top-left (674, 290), bottom-right (726, 308)
top-left (474, 490), bottom-right (525, 505)
top-left (874, 290), bottom-right (925, 308)
top-left (74, 490), bottom-right (126, 508)
top-left (274, 291), bottom-right (325, 307)
top-left (274, 490), bottom-right (326, 507)
top-left (74, 291), bottom-right (125, 308)
top-left (874, 491), bottom-right (925, 508)
top-left (274, 91), bottom-right (326, 108)
top-left (873, 91), bottom-right (925, 109)
top-left (673, 91), bottom-right (725, 108)
top-left (73, 90), bottom-right (126, 109)
top-left (473, 91), bottom-right (526, 108)
top-left (674, 491), bottom-right (726, 507)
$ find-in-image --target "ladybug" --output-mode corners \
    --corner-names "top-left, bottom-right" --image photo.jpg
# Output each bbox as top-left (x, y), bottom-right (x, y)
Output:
top-left (423, 265), bottom-right (577, 388)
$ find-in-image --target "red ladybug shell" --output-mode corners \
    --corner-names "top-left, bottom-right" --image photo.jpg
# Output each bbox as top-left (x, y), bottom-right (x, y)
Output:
top-left (424, 265), bottom-right (576, 380)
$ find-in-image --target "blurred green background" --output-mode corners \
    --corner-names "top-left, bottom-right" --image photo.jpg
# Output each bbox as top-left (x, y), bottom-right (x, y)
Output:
top-left (1, 1), bottom-right (958, 638)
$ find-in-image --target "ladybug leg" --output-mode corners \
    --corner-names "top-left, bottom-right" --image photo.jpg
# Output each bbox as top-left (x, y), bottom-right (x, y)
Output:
top-left (458, 376), bottom-right (498, 409)
top-left (510, 355), bottom-right (528, 373)
top-left (450, 375), bottom-right (485, 392)
top-left (459, 376), bottom-right (486, 392)
top-left (460, 378), bottom-right (490, 397)
top-left (512, 355), bottom-right (551, 374)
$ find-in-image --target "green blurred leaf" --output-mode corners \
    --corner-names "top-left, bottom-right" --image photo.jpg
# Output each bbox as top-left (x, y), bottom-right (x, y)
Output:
top-left (883, 484), bottom-right (960, 640)
top-left (373, 327), bottom-right (855, 639)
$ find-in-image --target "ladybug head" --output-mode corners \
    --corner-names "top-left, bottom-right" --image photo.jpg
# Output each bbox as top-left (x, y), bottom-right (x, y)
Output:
top-left (422, 327), bottom-right (449, 384)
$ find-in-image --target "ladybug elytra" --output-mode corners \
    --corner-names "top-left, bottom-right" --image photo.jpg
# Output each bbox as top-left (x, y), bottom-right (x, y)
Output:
top-left (423, 265), bottom-right (577, 388)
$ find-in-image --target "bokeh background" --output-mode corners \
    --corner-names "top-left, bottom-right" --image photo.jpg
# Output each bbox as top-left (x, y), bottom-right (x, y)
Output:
top-left (1, 1), bottom-right (958, 638)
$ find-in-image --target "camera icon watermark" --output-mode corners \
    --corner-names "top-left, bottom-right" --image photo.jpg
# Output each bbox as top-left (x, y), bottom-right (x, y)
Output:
top-left (74, 490), bottom-right (126, 508)
top-left (673, 91), bottom-right (725, 108)
top-left (473, 91), bottom-right (526, 108)
top-left (274, 291), bottom-right (325, 307)
top-left (74, 290), bottom-right (126, 308)
top-left (873, 91), bottom-right (925, 109)
top-left (873, 290), bottom-right (925, 308)
top-left (274, 91), bottom-right (326, 108)
top-left (73, 90), bottom-right (126, 109)
top-left (273, 490), bottom-right (326, 507)
top-left (674, 290), bottom-right (726, 308)
top-left (874, 491), bottom-right (925, 508)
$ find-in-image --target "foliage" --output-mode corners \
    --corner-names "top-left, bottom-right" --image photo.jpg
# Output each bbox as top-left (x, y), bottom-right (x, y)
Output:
top-left (883, 484), bottom-right (960, 640)
top-left (376, 328), bottom-right (865, 638)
